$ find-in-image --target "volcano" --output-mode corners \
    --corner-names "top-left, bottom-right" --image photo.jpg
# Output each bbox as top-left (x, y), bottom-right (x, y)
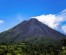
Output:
top-left (0, 18), bottom-right (66, 44)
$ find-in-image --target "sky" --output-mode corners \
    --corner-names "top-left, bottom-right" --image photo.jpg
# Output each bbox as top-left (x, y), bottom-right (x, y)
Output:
top-left (0, 0), bottom-right (66, 34)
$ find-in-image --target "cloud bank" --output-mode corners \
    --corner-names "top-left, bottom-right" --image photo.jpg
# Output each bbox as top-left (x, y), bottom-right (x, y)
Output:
top-left (32, 9), bottom-right (66, 34)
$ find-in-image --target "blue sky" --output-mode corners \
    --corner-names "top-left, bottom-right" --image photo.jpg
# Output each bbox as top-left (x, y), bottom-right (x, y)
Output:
top-left (0, 0), bottom-right (66, 34)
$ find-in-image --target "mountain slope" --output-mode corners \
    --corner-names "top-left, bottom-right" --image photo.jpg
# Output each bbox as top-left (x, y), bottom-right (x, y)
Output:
top-left (0, 18), bottom-right (66, 44)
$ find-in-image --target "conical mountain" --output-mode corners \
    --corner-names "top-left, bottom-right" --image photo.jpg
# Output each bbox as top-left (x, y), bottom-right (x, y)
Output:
top-left (0, 18), bottom-right (66, 44)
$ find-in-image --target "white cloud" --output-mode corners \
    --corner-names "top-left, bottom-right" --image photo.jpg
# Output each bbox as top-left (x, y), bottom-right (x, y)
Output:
top-left (32, 14), bottom-right (64, 29)
top-left (32, 14), bottom-right (59, 29)
top-left (0, 20), bottom-right (4, 24)
top-left (32, 9), bottom-right (66, 34)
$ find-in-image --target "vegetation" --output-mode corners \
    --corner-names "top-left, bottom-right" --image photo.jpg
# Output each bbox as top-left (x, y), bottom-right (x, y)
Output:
top-left (0, 39), bottom-right (66, 55)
